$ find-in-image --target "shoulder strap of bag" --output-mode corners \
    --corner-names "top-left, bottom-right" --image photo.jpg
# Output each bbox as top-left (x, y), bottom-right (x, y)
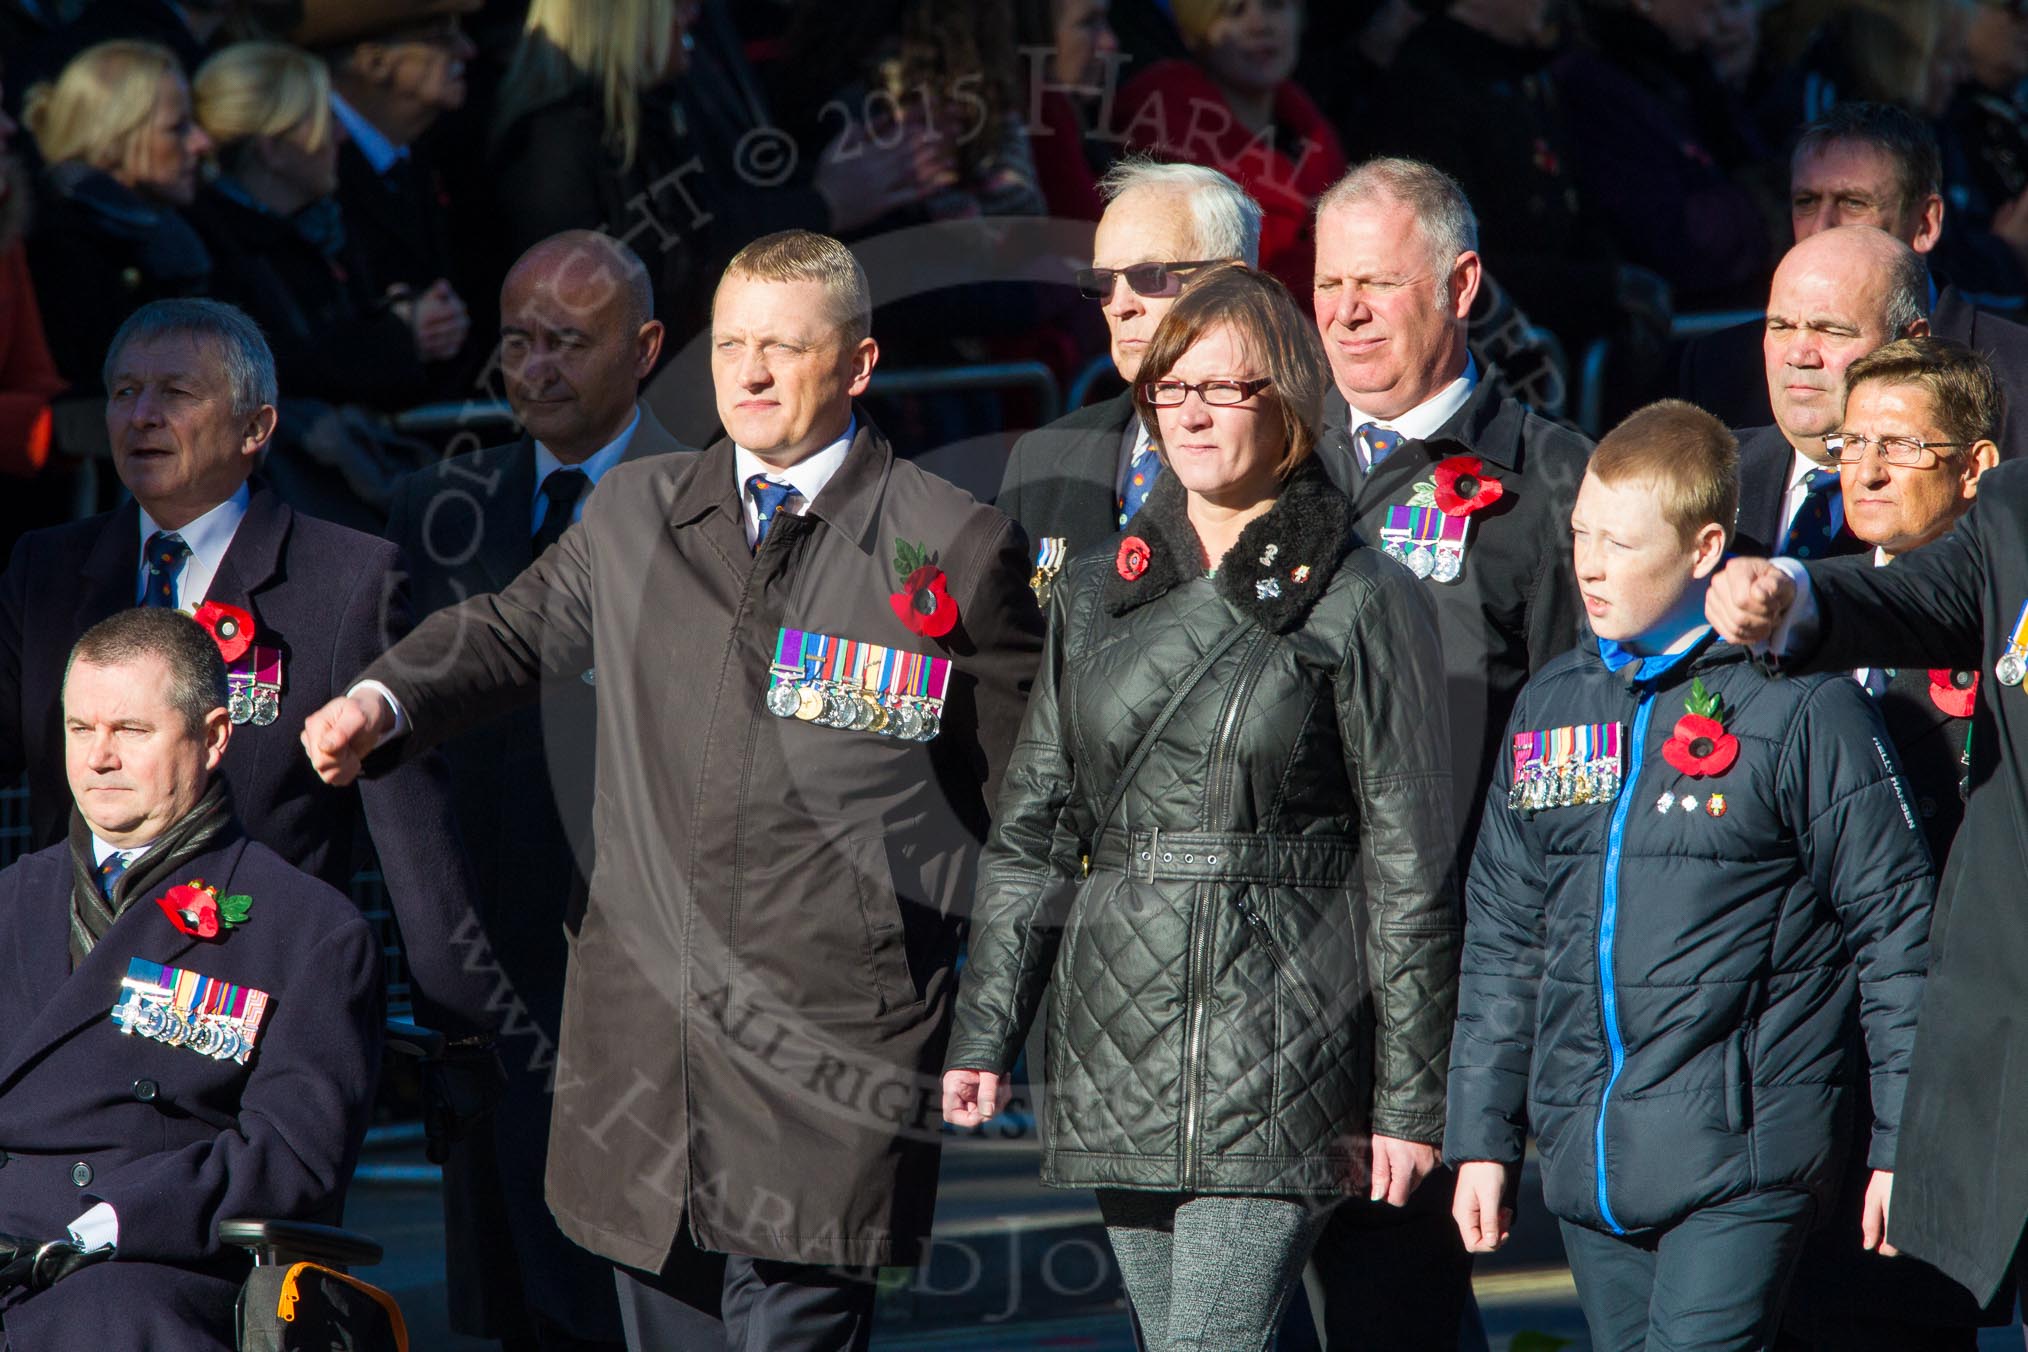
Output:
top-left (1085, 619), bottom-right (1257, 846)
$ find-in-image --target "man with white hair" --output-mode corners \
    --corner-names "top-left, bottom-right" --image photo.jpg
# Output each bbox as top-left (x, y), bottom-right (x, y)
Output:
top-left (1307, 156), bottom-right (1593, 1351)
top-left (995, 158), bottom-right (1262, 601)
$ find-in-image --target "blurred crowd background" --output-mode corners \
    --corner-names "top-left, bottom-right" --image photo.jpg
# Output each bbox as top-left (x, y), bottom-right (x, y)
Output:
top-left (2, 0), bottom-right (2026, 548)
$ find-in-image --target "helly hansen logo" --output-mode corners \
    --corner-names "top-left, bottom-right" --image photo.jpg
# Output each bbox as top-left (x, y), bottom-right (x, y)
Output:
top-left (1874, 737), bottom-right (1918, 833)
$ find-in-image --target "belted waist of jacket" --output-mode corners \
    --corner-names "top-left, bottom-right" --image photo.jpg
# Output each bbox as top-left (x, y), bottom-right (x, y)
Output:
top-left (1091, 828), bottom-right (1360, 886)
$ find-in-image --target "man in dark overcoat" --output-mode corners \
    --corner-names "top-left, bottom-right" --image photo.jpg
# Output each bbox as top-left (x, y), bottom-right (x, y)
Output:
top-left (385, 232), bottom-right (691, 1351)
top-left (306, 229), bottom-right (1045, 1350)
top-left (0, 607), bottom-right (381, 1351)
top-left (0, 298), bottom-right (493, 1029)
top-left (1304, 154), bottom-right (1593, 1352)
top-left (995, 160), bottom-right (1260, 585)
top-left (1708, 456), bottom-right (2028, 1318)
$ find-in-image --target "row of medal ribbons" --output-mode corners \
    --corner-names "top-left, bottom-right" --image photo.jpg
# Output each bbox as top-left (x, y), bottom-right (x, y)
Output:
top-left (1510, 722), bottom-right (1625, 813)
top-left (765, 627), bottom-right (953, 742)
top-left (111, 957), bottom-right (270, 1065)
top-left (1381, 506), bottom-right (1470, 583)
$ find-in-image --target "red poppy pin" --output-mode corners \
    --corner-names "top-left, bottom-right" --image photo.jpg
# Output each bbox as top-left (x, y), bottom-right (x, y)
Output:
top-left (190, 600), bottom-right (255, 663)
top-left (157, 878), bottom-right (252, 941)
top-left (1116, 535), bottom-right (1151, 581)
top-left (1929, 668), bottom-right (1978, 719)
top-left (1431, 455), bottom-right (1505, 517)
top-left (1662, 678), bottom-right (1740, 778)
top-left (889, 539), bottom-right (958, 639)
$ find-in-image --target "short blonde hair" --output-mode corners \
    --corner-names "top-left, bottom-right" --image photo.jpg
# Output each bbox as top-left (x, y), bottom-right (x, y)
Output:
top-left (194, 42), bottom-right (334, 174)
top-left (1133, 263), bottom-right (1330, 481)
top-left (718, 230), bottom-right (872, 342)
top-left (21, 39), bottom-right (184, 177)
top-left (1590, 400), bottom-right (1740, 546)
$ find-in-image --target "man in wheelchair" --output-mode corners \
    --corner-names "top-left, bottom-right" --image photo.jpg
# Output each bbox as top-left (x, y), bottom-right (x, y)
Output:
top-left (0, 609), bottom-right (382, 1350)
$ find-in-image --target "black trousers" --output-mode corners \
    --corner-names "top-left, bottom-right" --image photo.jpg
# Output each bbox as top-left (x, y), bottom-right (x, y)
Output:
top-left (1306, 1165), bottom-right (1478, 1350)
top-left (611, 1223), bottom-right (876, 1352)
top-left (1560, 1188), bottom-right (1817, 1352)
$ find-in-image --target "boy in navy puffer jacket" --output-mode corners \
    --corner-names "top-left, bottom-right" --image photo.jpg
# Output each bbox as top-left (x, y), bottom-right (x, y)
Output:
top-left (1445, 400), bottom-right (1935, 1351)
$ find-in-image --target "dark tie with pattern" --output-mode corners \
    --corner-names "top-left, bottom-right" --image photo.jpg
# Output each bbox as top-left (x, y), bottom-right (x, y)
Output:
top-left (1785, 467), bottom-right (1843, 560)
top-left (97, 852), bottom-right (129, 900)
top-left (1117, 440), bottom-right (1162, 527)
top-left (1356, 421), bottom-right (1403, 469)
top-left (532, 468), bottom-right (591, 557)
top-left (142, 532), bottom-right (191, 607)
top-left (746, 474), bottom-right (803, 552)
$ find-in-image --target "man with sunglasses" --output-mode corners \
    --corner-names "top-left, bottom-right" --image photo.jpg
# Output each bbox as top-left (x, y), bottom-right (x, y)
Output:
top-left (1732, 226), bottom-right (1929, 560)
top-left (995, 158), bottom-right (1261, 598)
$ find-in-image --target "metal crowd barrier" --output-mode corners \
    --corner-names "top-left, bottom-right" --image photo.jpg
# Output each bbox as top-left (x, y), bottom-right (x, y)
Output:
top-left (1065, 354), bottom-right (1122, 411)
top-left (390, 400), bottom-right (518, 436)
top-left (866, 361), bottom-right (1064, 426)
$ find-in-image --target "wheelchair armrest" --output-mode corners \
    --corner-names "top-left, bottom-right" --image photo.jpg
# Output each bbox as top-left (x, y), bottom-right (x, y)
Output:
top-left (383, 1018), bottom-right (446, 1060)
top-left (218, 1218), bottom-right (384, 1269)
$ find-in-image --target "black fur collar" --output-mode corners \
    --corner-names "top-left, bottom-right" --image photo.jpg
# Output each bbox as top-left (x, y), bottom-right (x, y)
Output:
top-left (1102, 458), bottom-right (1356, 633)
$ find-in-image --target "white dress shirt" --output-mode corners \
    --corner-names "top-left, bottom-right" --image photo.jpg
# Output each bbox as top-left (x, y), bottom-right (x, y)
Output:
top-left (1776, 448), bottom-right (1843, 554)
top-left (734, 417), bottom-right (856, 549)
top-left (329, 91), bottom-right (407, 177)
top-left (1114, 414), bottom-right (1154, 500)
top-left (1852, 548), bottom-right (1893, 694)
top-left (136, 483), bottom-right (250, 610)
top-left (532, 408), bottom-right (639, 535)
top-left (1343, 356), bottom-right (1479, 473)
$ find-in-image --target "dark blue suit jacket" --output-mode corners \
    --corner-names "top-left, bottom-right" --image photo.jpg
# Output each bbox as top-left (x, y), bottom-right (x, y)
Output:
top-left (0, 484), bottom-right (494, 1029)
top-left (0, 829), bottom-right (381, 1351)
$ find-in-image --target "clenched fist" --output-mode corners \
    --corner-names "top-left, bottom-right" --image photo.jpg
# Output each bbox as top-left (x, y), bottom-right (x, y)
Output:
top-left (301, 691), bottom-right (396, 786)
top-left (1705, 557), bottom-right (1797, 645)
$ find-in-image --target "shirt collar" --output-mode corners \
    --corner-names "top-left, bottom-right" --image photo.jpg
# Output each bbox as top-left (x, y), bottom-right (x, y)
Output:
top-left (1789, 446), bottom-right (1835, 491)
top-left (533, 407), bottom-right (640, 501)
top-left (329, 91), bottom-right (408, 176)
top-left (91, 833), bottom-right (146, 867)
top-left (138, 482), bottom-right (250, 579)
top-left (733, 415), bottom-right (857, 507)
top-left (1597, 623), bottom-right (1711, 681)
top-left (1345, 355), bottom-right (1478, 443)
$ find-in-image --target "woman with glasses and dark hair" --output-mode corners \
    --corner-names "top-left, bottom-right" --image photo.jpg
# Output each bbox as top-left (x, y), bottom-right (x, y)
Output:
top-left (943, 263), bottom-right (1460, 1350)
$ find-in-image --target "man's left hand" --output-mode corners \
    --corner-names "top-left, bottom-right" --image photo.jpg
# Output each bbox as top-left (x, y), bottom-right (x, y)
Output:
top-left (1863, 1169), bottom-right (1898, 1256)
top-left (1370, 1134), bottom-right (1440, 1206)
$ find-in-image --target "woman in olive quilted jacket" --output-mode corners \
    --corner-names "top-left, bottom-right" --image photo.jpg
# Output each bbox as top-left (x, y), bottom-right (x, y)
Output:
top-left (941, 265), bottom-right (1461, 1350)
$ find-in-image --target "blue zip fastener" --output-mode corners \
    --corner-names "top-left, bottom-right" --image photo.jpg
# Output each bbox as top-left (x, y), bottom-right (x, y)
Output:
top-left (1594, 690), bottom-right (1655, 1236)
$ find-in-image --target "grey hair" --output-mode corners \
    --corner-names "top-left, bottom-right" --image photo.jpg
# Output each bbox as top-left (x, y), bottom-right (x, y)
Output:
top-left (1316, 157), bottom-right (1480, 274)
top-left (1881, 237), bottom-right (1929, 335)
top-left (1098, 156), bottom-right (1264, 267)
top-left (66, 608), bottom-right (229, 737)
top-left (103, 299), bottom-right (279, 419)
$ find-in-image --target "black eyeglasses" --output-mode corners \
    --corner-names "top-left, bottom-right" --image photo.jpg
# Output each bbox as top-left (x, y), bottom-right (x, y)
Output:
top-left (1820, 432), bottom-right (1968, 468)
top-left (1140, 378), bottom-right (1274, 407)
top-left (1075, 260), bottom-right (1221, 301)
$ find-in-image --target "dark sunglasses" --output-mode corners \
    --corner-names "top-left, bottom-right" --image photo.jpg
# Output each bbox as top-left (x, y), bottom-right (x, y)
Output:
top-left (1075, 260), bottom-right (1221, 301)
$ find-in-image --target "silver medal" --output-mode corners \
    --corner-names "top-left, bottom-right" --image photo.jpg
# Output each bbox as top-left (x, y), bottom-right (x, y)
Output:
top-left (228, 687), bottom-right (254, 724)
top-left (1999, 651), bottom-right (2026, 687)
top-left (251, 689), bottom-right (279, 726)
top-left (1406, 545), bottom-right (1435, 579)
top-left (766, 682), bottom-right (802, 718)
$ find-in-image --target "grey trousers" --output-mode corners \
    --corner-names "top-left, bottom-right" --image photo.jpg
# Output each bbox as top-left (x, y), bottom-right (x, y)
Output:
top-left (1099, 1190), bottom-right (1339, 1352)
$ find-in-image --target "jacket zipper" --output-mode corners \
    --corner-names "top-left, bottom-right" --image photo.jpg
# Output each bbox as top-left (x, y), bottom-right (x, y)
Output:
top-left (1239, 902), bottom-right (1327, 1026)
top-left (1181, 629), bottom-right (1271, 1189)
top-left (1594, 690), bottom-right (1653, 1236)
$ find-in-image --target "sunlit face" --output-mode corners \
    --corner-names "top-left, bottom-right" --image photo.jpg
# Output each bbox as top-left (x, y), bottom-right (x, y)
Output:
top-left (1191, 0), bottom-right (1299, 95)
top-left (106, 332), bottom-right (273, 528)
top-left (119, 74), bottom-right (210, 207)
top-left (1092, 188), bottom-right (1212, 382)
top-left (500, 255), bottom-right (662, 460)
top-left (1763, 243), bottom-right (1905, 455)
top-left (1790, 141), bottom-right (1936, 249)
top-left (710, 274), bottom-right (874, 466)
top-left (1838, 379), bottom-right (1989, 557)
top-left (1313, 196), bottom-right (1476, 420)
top-left (1571, 471), bottom-right (1721, 643)
top-left (1148, 323), bottom-right (1283, 506)
top-left (64, 654), bottom-right (228, 848)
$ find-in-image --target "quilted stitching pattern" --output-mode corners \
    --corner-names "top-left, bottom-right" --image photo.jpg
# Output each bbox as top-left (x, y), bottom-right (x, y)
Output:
top-left (952, 539), bottom-right (1461, 1192)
